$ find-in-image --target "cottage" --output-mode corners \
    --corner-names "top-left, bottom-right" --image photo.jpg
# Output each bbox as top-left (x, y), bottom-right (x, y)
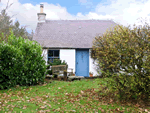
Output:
top-left (33, 4), bottom-right (116, 77)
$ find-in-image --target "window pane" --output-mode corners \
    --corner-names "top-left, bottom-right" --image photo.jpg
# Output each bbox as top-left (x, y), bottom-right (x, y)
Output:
top-left (48, 50), bottom-right (53, 57)
top-left (54, 50), bottom-right (59, 57)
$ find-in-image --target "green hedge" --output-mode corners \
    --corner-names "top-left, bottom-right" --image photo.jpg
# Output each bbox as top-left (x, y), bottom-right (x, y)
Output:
top-left (0, 32), bottom-right (46, 89)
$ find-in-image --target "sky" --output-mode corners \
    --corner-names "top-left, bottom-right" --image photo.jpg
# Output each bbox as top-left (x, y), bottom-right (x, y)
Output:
top-left (0, 0), bottom-right (150, 33)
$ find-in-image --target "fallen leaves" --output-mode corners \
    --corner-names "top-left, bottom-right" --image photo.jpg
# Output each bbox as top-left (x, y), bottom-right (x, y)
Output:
top-left (40, 105), bottom-right (47, 109)
top-left (29, 98), bottom-right (35, 101)
top-left (80, 90), bottom-right (84, 94)
top-left (42, 84), bottom-right (47, 86)
top-left (22, 106), bottom-right (27, 109)
top-left (0, 79), bottom-right (149, 113)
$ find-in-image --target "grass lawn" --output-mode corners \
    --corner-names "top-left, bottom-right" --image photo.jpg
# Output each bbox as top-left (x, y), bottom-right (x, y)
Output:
top-left (0, 78), bottom-right (149, 113)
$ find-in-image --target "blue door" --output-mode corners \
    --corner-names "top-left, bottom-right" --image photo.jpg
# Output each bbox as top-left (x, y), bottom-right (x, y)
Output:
top-left (76, 49), bottom-right (89, 77)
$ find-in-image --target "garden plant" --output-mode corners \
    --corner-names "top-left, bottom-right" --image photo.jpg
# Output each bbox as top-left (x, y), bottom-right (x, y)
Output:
top-left (0, 32), bottom-right (46, 89)
top-left (92, 24), bottom-right (150, 103)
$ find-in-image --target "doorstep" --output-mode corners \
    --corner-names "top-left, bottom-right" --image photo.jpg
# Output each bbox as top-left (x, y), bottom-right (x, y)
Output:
top-left (68, 76), bottom-right (84, 81)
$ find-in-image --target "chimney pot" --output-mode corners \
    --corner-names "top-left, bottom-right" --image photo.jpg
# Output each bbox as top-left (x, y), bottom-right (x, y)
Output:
top-left (40, 4), bottom-right (44, 13)
top-left (40, 4), bottom-right (44, 8)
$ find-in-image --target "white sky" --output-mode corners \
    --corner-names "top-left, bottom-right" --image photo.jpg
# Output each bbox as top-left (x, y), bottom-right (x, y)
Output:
top-left (0, 0), bottom-right (150, 32)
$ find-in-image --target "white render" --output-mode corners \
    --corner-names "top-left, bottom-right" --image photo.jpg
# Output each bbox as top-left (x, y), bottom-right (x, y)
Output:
top-left (42, 49), bottom-right (98, 76)
top-left (42, 49), bottom-right (48, 64)
top-left (60, 49), bottom-right (76, 73)
top-left (89, 49), bottom-right (98, 76)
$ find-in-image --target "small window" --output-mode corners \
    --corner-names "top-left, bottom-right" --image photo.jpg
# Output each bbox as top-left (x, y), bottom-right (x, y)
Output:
top-left (48, 50), bottom-right (59, 63)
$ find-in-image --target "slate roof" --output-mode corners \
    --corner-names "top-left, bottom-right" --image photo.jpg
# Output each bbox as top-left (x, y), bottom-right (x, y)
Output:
top-left (33, 20), bottom-right (116, 48)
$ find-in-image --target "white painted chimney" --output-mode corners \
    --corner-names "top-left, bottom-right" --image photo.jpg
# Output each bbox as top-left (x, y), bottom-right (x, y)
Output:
top-left (37, 4), bottom-right (46, 22)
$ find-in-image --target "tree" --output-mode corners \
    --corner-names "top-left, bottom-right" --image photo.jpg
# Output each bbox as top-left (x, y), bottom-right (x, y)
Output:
top-left (13, 20), bottom-right (33, 40)
top-left (0, 1), bottom-right (33, 42)
top-left (91, 24), bottom-right (150, 101)
top-left (0, 9), bottom-right (13, 42)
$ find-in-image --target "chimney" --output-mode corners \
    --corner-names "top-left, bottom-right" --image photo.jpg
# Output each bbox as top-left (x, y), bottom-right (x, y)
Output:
top-left (37, 4), bottom-right (46, 22)
top-left (40, 4), bottom-right (44, 13)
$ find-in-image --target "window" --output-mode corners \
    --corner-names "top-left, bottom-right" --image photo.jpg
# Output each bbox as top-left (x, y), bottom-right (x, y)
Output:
top-left (48, 50), bottom-right (59, 63)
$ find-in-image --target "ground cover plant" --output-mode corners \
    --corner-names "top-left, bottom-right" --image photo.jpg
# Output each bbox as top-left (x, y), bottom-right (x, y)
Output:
top-left (92, 23), bottom-right (150, 103)
top-left (0, 78), bottom-right (149, 112)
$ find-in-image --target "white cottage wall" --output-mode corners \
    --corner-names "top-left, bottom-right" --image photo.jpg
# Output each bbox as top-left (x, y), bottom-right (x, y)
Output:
top-left (89, 49), bottom-right (98, 76)
top-left (42, 49), bottom-right (48, 64)
top-left (42, 48), bottom-right (98, 76)
top-left (60, 49), bottom-right (76, 73)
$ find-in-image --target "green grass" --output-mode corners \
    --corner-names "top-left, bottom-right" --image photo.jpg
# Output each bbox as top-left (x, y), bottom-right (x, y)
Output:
top-left (0, 78), bottom-right (149, 112)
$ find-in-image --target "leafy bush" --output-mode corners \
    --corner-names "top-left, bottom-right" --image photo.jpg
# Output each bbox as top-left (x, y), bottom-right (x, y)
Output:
top-left (49, 59), bottom-right (68, 67)
top-left (47, 70), bottom-right (52, 75)
top-left (0, 32), bottom-right (46, 89)
top-left (92, 24), bottom-right (150, 101)
top-left (0, 43), bottom-right (22, 89)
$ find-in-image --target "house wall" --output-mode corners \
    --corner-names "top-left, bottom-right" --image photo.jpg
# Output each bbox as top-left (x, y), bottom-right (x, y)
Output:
top-left (60, 49), bottom-right (98, 76)
top-left (42, 48), bottom-right (98, 76)
top-left (60, 49), bottom-right (76, 73)
top-left (42, 49), bottom-right (48, 64)
top-left (89, 49), bottom-right (98, 76)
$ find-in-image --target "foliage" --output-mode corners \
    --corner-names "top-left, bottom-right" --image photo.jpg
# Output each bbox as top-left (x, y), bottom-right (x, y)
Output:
top-left (49, 59), bottom-right (68, 67)
top-left (0, 9), bottom-right (13, 42)
top-left (91, 24), bottom-right (150, 101)
top-left (46, 70), bottom-right (52, 75)
top-left (0, 43), bottom-right (23, 89)
top-left (89, 72), bottom-right (93, 75)
top-left (46, 59), bottom-right (68, 75)
top-left (12, 20), bottom-right (33, 40)
top-left (0, 3), bottom-right (33, 42)
top-left (0, 32), bottom-right (46, 89)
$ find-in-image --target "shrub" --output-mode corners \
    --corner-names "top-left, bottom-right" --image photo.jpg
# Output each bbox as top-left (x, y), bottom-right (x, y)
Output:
top-left (0, 32), bottom-right (46, 89)
top-left (47, 70), bottom-right (52, 75)
top-left (91, 24), bottom-right (150, 102)
top-left (0, 43), bottom-right (23, 89)
top-left (48, 59), bottom-right (68, 67)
